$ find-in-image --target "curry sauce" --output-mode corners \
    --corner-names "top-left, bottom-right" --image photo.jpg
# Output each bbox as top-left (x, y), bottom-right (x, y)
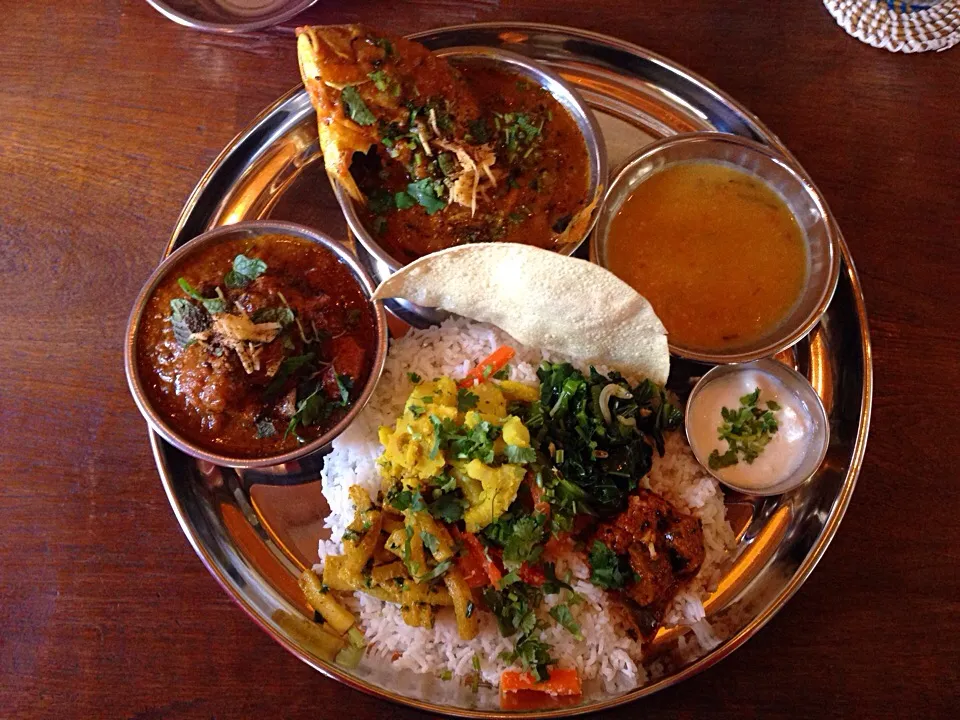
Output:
top-left (352, 63), bottom-right (591, 263)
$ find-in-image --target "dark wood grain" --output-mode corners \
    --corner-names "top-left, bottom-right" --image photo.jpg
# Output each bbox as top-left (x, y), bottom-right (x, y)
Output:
top-left (1, 0), bottom-right (958, 718)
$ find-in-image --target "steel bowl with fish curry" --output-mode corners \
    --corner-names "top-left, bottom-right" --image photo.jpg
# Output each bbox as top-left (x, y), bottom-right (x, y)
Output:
top-left (296, 25), bottom-right (597, 264)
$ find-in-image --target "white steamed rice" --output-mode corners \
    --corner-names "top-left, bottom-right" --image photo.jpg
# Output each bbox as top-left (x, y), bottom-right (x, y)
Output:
top-left (316, 318), bottom-right (737, 692)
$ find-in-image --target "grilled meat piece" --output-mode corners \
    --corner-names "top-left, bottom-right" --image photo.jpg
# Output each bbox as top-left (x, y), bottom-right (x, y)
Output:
top-left (591, 489), bottom-right (706, 639)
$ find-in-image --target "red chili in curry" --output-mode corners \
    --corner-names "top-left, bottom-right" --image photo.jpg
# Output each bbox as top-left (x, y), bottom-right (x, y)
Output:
top-left (137, 234), bottom-right (376, 458)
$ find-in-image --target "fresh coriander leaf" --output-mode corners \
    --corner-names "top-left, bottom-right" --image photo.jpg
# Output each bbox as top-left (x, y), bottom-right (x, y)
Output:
top-left (493, 364), bottom-right (511, 380)
top-left (254, 418), bottom-right (276, 439)
top-left (500, 514), bottom-right (546, 565)
top-left (708, 448), bottom-right (739, 470)
top-left (264, 353), bottom-right (314, 399)
top-left (409, 404), bottom-right (425, 418)
top-left (407, 371), bottom-right (422, 384)
top-left (549, 604), bottom-right (583, 640)
top-left (457, 387), bottom-right (479, 412)
top-left (418, 559), bottom-right (453, 582)
top-left (541, 562), bottom-right (573, 595)
top-left (504, 445), bottom-right (536, 464)
top-left (368, 69), bottom-right (400, 96)
top-left (710, 387), bottom-right (780, 467)
top-left (406, 178), bottom-right (446, 215)
top-left (420, 530), bottom-right (441, 556)
top-left (341, 86), bottom-right (376, 126)
top-left (335, 373), bottom-right (353, 405)
top-left (394, 191), bottom-right (416, 210)
top-left (373, 37), bottom-right (394, 56)
top-left (386, 486), bottom-right (426, 513)
top-left (588, 540), bottom-right (632, 589)
top-left (427, 492), bottom-right (467, 523)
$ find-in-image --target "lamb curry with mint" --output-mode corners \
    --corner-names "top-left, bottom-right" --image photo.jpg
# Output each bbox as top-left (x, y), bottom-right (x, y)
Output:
top-left (137, 234), bottom-right (377, 458)
top-left (296, 25), bottom-right (593, 264)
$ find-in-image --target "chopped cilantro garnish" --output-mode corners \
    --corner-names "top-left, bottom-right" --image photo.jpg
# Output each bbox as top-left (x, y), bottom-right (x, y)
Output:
top-left (385, 486), bottom-right (426, 513)
top-left (504, 444), bottom-right (536, 464)
top-left (368, 69), bottom-right (400, 96)
top-left (406, 371), bottom-right (422, 384)
top-left (456, 387), bottom-right (479, 413)
top-left (394, 190), bottom-right (416, 210)
top-left (549, 604), bottom-right (583, 640)
top-left (406, 178), bottom-right (446, 215)
top-left (341, 85), bottom-right (376, 126)
top-left (708, 387), bottom-right (780, 469)
top-left (587, 540), bottom-right (634, 589)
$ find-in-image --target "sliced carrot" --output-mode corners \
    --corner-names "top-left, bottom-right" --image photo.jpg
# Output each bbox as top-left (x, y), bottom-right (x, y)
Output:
top-left (500, 668), bottom-right (582, 696)
top-left (458, 529), bottom-right (502, 586)
top-left (517, 562), bottom-right (546, 586)
top-left (526, 472), bottom-right (552, 519)
top-left (454, 539), bottom-right (489, 588)
top-left (458, 346), bottom-right (515, 388)
top-left (543, 533), bottom-right (572, 562)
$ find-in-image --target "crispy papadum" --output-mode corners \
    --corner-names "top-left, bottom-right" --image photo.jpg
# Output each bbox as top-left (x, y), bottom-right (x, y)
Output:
top-left (372, 244), bottom-right (670, 384)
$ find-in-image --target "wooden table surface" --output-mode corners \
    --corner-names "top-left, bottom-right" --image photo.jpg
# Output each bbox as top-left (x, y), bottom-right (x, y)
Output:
top-left (2, 0), bottom-right (958, 717)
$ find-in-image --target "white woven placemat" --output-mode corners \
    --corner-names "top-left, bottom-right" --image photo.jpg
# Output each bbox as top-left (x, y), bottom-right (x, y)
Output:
top-left (823, 0), bottom-right (959, 52)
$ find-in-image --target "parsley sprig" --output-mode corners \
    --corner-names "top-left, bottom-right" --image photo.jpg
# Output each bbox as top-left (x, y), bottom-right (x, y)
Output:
top-left (708, 387), bottom-right (781, 470)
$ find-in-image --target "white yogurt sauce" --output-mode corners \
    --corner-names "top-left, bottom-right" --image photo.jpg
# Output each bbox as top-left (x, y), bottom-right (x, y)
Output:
top-left (688, 369), bottom-right (813, 490)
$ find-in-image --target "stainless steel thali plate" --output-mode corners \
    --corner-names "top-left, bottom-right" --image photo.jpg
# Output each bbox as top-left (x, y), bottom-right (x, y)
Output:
top-left (154, 22), bottom-right (873, 716)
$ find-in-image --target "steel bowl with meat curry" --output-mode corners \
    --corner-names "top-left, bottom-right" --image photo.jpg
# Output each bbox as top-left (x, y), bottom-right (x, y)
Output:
top-left (127, 223), bottom-right (386, 463)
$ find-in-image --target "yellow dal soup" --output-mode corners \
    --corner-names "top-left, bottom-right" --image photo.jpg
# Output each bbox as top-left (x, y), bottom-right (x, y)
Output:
top-left (606, 162), bottom-right (807, 351)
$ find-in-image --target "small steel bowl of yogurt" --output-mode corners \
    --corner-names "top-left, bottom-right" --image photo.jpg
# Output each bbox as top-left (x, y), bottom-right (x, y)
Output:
top-left (685, 359), bottom-right (830, 496)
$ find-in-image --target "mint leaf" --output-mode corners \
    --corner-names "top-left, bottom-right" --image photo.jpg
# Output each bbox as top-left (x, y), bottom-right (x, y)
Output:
top-left (251, 307), bottom-right (295, 326)
top-left (177, 278), bottom-right (224, 314)
top-left (169, 298), bottom-right (209, 347)
top-left (233, 254), bottom-right (267, 281)
top-left (254, 418), bottom-right (276, 439)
